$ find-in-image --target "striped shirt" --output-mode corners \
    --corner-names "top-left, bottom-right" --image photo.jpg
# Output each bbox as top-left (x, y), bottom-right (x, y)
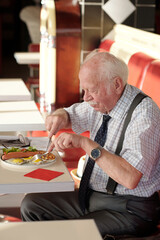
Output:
top-left (64, 84), bottom-right (160, 197)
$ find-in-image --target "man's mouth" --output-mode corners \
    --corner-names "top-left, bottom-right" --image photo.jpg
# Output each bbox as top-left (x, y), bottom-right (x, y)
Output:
top-left (87, 101), bottom-right (97, 106)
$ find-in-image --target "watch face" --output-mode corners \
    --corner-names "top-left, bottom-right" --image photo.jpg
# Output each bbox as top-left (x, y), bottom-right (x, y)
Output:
top-left (91, 148), bottom-right (101, 160)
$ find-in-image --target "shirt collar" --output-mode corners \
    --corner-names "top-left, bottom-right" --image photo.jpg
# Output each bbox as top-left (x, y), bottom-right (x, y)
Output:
top-left (109, 84), bottom-right (140, 120)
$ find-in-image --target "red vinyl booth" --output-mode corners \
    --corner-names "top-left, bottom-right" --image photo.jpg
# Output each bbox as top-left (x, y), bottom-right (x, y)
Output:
top-left (140, 60), bottom-right (160, 108)
top-left (99, 39), bottom-right (115, 52)
top-left (127, 52), bottom-right (155, 88)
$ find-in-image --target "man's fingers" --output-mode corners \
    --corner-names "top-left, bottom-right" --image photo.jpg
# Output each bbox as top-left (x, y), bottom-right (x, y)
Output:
top-left (48, 141), bottom-right (55, 152)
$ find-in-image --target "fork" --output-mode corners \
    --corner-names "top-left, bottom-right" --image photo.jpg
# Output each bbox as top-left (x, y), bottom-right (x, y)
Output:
top-left (30, 151), bottom-right (50, 162)
top-left (30, 137), bottom-right (52, 162)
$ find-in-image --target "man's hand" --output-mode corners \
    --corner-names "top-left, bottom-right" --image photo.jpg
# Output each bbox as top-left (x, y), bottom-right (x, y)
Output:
top-left (48, 132), bottom-right (88, 152)
top-left (45, 108), bottom-right (71, 139)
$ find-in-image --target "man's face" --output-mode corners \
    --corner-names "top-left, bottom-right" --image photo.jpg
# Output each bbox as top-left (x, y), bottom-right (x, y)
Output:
top-left (79, 67), bottom-right (116, 113)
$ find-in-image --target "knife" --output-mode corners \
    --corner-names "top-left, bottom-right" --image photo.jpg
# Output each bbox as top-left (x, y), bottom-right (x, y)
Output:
top-left (46, 137), bottom-right (52, 152)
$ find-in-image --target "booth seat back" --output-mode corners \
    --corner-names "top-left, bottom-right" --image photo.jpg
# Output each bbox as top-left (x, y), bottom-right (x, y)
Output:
top-left (99, 41), bottom-right (156, 92)
top-left (99, 39), bottom-right (136, 63)
top-left (140, 60), bottom-right (160, 108)
top-left (99, 39), bottom-right (115, 52)
top-left (127, 52), bottom-right (155, 88)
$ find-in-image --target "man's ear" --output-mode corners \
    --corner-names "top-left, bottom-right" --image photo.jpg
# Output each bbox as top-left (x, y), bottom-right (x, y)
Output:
top-left (114, 77), bottom-right (124, 93)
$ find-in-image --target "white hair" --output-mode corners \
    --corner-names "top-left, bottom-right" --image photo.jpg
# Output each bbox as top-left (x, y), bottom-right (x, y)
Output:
top-left (82, 49), bottom-right (128, 85)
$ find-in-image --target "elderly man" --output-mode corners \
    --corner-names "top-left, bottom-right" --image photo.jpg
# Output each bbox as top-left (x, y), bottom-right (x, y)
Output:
top-left (21, 50), bottom-right (160, 239)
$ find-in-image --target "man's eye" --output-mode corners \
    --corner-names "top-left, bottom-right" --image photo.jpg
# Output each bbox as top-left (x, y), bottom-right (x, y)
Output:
top-left (90, 89), bottom-right (97, 94)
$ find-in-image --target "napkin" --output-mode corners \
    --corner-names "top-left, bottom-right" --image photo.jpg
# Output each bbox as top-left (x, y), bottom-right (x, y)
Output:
top-left (0, 134), bottom-right (30, 147)
top-left (24, 168), bottom-right (64, 181)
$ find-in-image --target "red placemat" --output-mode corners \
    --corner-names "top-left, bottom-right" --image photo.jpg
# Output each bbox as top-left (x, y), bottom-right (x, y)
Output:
top-left (24, 168), bottom-right (64, 181)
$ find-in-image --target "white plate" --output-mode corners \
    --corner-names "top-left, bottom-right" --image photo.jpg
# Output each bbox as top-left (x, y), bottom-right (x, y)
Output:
top-left (1, 156), bottom-right (56, 171)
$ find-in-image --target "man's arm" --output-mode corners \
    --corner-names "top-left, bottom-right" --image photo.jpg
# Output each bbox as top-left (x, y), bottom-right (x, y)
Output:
top-left (80, 136), bottom-right (142, 190)
top-left (49, 131), bottom-right (142, 190)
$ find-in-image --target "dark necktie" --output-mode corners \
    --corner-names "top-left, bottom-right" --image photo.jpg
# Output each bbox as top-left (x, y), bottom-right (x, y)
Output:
top-left (78, 115), bottom-right (111, 212)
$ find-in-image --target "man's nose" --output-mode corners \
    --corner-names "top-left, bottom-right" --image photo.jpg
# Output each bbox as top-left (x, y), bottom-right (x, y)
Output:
top-left (83, 90), bottom-right (92, 101)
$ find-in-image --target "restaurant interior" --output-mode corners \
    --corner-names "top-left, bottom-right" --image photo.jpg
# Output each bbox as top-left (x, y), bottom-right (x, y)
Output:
top-left (0, 0), bottom-right (159, 239)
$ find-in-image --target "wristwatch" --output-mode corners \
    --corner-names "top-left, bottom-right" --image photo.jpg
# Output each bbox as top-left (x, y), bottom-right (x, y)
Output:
top-left (90, 146), bottom-right (102, 161)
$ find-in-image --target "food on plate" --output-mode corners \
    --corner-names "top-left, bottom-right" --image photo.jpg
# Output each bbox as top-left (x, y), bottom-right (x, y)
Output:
top-left (1, 147), bottom-right (56, 162)
top-left (32, 158), bottom-right (43, 165)
top-left (23, 156), bottom-right (34, 161)
top-left (2, 146), bottom-right (40, 160)
top-left (6, 158), bottom-right (25, 165)
top-left (41, 152), bottom-right (56, 160)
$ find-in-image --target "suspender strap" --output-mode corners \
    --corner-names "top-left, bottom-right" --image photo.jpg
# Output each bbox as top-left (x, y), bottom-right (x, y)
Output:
top-left (106, 92), bottom-right (148, 195)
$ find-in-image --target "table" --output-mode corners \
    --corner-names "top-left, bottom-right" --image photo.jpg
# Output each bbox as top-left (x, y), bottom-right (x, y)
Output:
top-left (0, 78), bottom-right (31, 101)
top-left (14, 52), bottom-right (40, 64)
top-left (0, 219), bottom-right (102, 240)
top-left (0, 137), bottom-right (74, 194)
top-left (0, 101), bottom-right (45, 131)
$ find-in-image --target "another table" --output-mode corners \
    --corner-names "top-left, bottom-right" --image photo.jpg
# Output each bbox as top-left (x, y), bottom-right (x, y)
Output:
top-left (0, 219), bottom-right (102, 240)
top-left (14, 52), bottom-right (40, 64)
top-left (0, 78), bottom-right (31, 101)
top-left (0, 101), bottom-right (45, 131)
top-left (0, 137), bottom-right (74, 194)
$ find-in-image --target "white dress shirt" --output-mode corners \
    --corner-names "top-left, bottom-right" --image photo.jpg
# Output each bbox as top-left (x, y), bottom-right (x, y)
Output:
top-left (65, 84), bottom-right (160, 197)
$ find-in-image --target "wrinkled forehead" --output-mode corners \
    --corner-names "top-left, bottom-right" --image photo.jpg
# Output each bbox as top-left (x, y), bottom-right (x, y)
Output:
top-left (79, 67), bottom-right (109, 92)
